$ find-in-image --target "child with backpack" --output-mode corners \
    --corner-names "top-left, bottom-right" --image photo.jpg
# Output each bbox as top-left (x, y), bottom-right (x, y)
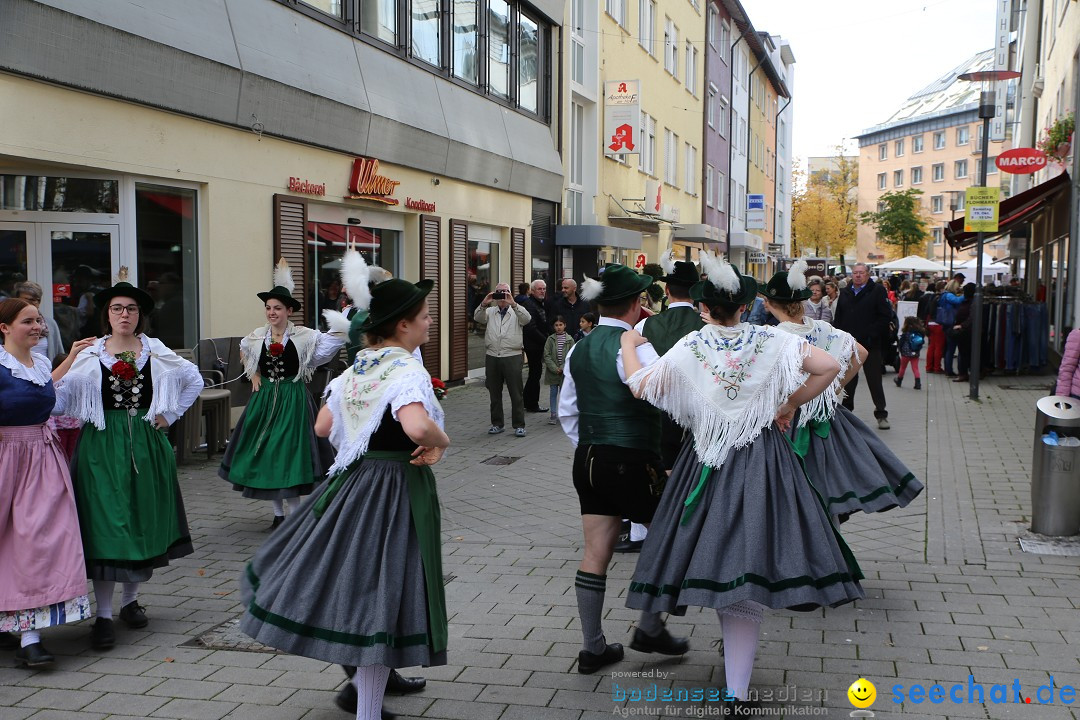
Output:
top-left (894, 316), bottom-right (926, 389)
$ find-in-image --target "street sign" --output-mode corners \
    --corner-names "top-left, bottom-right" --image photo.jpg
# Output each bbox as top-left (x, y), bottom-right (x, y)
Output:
top-left (748, 252), bottom-right (768, 264)
top-left (767, 243), bottom-right (785, 253)
top-left (803, 258), bottom-right (828, 276)
top-left (746, 194), bottom-right (765, 230)
top-left (964, 187), bottom-right (1001, 233)
top-left (604, 81), bottom-right (641, 158)
top-left (996, 148), bottom-right (1048, 174)
top-left (633, 252), bottom-right (647, 269)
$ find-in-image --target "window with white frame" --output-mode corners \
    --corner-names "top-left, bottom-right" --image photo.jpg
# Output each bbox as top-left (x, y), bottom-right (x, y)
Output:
top-left (736, 182), bottom-right (744, 220)
top-left (719, 96), bottom-right (729, 137)
top-left (976, 123), bottom-right (985, 152)
top-left (954, 159), bottom-right (968, 179)
top-left (707, 85), bottom-right (717, 128)
top-left (913, 135), bottom-right (924, 153)
top-left (685, 142), bottom-right (696, 194)
top-left (686, 41), bottom-right (697, 94)
top-left (932, 227), bottom-right (943, 245)
top-left (638, 0), bottom-right (656, 55)
top-left (933, 131), bottom-right (945, 149)
top-left (877, 172), bottom-right (886, 190)
top-left (717, 170), bottom-right (726, 212)
top-left (567, 101), bottom-right (585, 224)
top-left (931, 195), bottom-right (943, 213)
top-left (705, 164), bottom-right (714, 207)
top-left (911, 166), bottom-right (923, 184)
top-left (664, 19), bottom-right (678, 77)
top-left (606, 0), bottom-right (627, 28)
top-left (638, 112), bottom-right (656, 175)
top-left (932, 163), bottom-right (944, 181)
top-left (664, 129), bottom-right (678, 185)
top-left (956, 126), bottom-right (970, 146)
top-left (987, 156), bottom-right (998, 174)
top-left (571, 0), bottom-right (585, 85)
top-left (737, 117), bottom-right (747, 153)
top-left (895, 139), bottom-right (904, 157)
top-left (707, 4), bottom-right (716, 47)
top-left (720, 21), bottom-right (730, 58)
top-left (894, 169), bottom-right (903, 187)
top-left (878, 144), bottom-right (887, 161)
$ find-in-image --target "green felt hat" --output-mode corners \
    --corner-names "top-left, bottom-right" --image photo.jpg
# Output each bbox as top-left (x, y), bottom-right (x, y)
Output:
top-left (690, 253), bottom-right (759, 307)
top-left (93, 267), bottom-right (154, 313)
top-left (258, 258), bottom-right (302, 311)
top-left (662, 261), bottom-right (701, 286)
top-left (582, 264), bottom-right (653, 303)
top-left (759, 260), bottom-right (813, 302)
top-left (356, 278), bottom-right (434, 334)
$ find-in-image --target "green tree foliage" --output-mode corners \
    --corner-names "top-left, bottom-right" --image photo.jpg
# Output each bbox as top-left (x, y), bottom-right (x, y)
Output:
top-left (858, 188), bottom-right (929, 257)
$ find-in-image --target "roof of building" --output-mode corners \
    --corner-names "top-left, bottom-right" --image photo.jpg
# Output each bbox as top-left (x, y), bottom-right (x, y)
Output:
top-left (855, 49), bottom-right (993, 138)
top-left (718, 0), bottom-right (790, 98)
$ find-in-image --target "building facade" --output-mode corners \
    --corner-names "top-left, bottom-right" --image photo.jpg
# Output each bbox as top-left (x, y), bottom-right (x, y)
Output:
top-left (0, 0), bottom-right (563, 381)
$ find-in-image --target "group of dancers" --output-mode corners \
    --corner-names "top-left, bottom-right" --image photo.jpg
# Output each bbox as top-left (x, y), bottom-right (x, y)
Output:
top-left (1, 247), bottom-right (921, 719)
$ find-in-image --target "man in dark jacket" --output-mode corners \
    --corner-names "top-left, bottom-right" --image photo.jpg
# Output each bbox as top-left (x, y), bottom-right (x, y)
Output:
top-left (832, 263), bottom-right (893, 429)
top-left (520, 279), bottom-right (551, 412)
top-left (548, 278), bottom-right (591, 332)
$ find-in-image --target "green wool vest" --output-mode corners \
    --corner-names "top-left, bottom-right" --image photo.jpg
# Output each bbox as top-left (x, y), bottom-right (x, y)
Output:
top-left (570, 325), bottom-right (661, 454)
top-left (641, 305), bottom-right (705, 356)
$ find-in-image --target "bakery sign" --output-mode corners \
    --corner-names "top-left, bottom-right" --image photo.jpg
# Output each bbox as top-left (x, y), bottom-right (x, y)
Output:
top-left (346, 157), bottom-right (402, 205)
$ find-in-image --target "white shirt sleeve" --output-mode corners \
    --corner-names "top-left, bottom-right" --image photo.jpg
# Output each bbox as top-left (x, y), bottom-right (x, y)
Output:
top-left (557, 343), bottom-right (579, 446)
top-left (616, 342), bottom-right (660, 382)
top-left (633, 317), bottom-right (647, 333)
top-left (311, 330), bottom-right (347, 367)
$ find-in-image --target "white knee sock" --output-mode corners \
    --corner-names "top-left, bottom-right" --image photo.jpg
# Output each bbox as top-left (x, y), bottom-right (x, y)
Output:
top-left (121, 582), bottom-right (139, 608)
top-left (718, 602), bottom-right (764, 701)
top-left (93, 580), bottom-right (116, 619)
top-left (353, 664), bottom-right (392, 720)
top-left (272, 499), bottom-right (285, 516)
top-left (21, 630), bottom-right (41, 647)
top-left (286, 496), bottom-right (301, 512)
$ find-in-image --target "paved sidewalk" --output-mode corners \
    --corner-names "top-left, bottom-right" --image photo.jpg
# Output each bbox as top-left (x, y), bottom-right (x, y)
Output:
top-left (3, 369), bottom-right (1079, 720)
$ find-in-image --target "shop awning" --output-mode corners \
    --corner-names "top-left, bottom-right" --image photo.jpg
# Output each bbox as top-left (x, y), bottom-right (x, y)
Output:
top-left (555, 224), bottom-right (642, 250)
top-left (945, 172), bottom-right (1071, 250)
top-left (673, 224), bottom-right (726, 247)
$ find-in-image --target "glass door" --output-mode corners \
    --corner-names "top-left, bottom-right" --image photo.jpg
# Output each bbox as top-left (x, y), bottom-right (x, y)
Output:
top-left (38, 223), bottom-right (119, 348)
top-left (0, 221), bottom-right (36, 299)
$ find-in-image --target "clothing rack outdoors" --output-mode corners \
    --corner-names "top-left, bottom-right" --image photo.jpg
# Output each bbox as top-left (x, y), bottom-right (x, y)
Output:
top-left (980, 290), bottom-right (1048, 373)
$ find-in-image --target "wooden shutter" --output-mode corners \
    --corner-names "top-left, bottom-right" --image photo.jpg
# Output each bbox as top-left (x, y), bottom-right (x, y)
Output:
top-left (273, 195), bottom-right (307, 325)
top-left (449, 220), bottom-right (469, 381)
top-left (420, 215), bottom-right (441, 378)
top-left (511, 227), bottom-right (526, 289)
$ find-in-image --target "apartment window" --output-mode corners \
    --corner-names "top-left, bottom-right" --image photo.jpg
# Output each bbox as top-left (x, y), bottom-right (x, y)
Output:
top-left (717, 170), bottom-right (726, 212)
top-left (685, 143), bottom-right (697, 195)
top-left (987, 156), bottom-right (998, 175)
top-left (638, 0), bottom-right (656, 55)
top-left (452, 0), bottom-right (479, 84)
top-left (664, 129), bottom-right (678, 185)
top-left (303, 0), bottom-right (343, 18)
top-left (606, 0), bottom-right (627, 28)
top-left (718, 96), bottom-right (729, 138)
top-left (518, 13), bottom-right (539, 113)
top-left (911, 166), bottom-right (923, 184)
top-left (685, 41), bottom-right (697, 94)
top-left (707, 4), bottom-right (717, 47)
top-left (954, 159), bottom-right (968, 179)
top-left (488, 0), bottom-right (511, 97)
top-left (705, 164), bottom-right (714, 207)
top-left (720, 21), bottom-right (730, 58)
top-left (736, 182), bottom-right (745, 220)
top-left (360, 0), bottom-right (397, 43)
top-left (976, 123), bottom-right (986, 152)
top-left (411, 0), bottom-right (441, 66)
top-left (894, 169), bottom-right (903, 187)
top-left (877, 172), bottom-right (886, 190)
top-left (933, 131), bottom-right (946, 149)
top-left (932, 227), bottom-right (943, 245)
top-left (932, 163), bottom-right (944, 181)
top-left (638, 113), bottom-right (656, 175)
top-left (913, 135), bottom-right (924, 153)
top-left (895, 139), bottom-right (905, 157)
top-left (664, 19), bottom-right (679, 78)
top-left (567, 101), bottom-right (584, 224)
top-left (707, 86), bottom-right (717, 128)
top-left (956, 126), bottom-right (970, 146)
top-left (931, 195), bottom-right (943, 213)
top-left (570, 0), bottom-right (584, 84)
top-left (878, 144), bottom-right (887, 161)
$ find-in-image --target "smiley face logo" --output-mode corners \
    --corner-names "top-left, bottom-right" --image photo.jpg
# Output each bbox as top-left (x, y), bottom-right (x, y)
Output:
top-left (848, 678), bottom-right (877, 709)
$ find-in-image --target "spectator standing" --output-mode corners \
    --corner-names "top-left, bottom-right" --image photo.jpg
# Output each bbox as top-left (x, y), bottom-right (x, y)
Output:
top-left (952, 283), bottom-right (977, 382)
top-left (12, 282), bottom-right (64, 362)
top-left (542, 315), bottom-right (573, 424)
top-left (803, 280), bottom-right (833, 323)
top-left (576, 312), bottom-right (596, 341)
top-left (474, 282), bottom-right (531, 437)
top-left (519, 280), bottom-right (551, 413)
top-left (823, 281), bottom-right (839, 311)
top-left (937, 280), bottom-right (965, 375)
top-left (549, 278), bottom-right (591, 332)
top-left (832, 263), bottom-right (893, 429)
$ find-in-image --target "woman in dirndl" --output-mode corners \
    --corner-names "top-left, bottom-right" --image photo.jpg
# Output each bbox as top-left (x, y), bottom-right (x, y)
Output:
top-left (58, 271), bottom-right (203, 650)
top-left (620, 252), bottom-right (864, 707)
top-left (0, 299), bottom-right (95, 667)
top-left (762, 261), bottom-right (923, 521)
top-left (240, 255), bottom-right (449, 720)
top-left (219, 258), bottom-right (344, 529)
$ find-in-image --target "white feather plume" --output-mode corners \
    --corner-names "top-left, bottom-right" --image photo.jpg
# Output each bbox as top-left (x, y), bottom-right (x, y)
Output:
top-left (700, 250), bottom-right (740, 294)
top-left (368, 265), bottom-right (393, 285)
top-left (273, 258), bottom-right (295, 294)
top-left (580, 276), bottom-right (603, 302)
top-left (322, 309), bottom-right (351, 335)
top-left (787, 259), bottom-right (809, 291)
top-left (340, 250), bottom-right (372, 312)
top-left (660, 249), bottom-right (676, 277)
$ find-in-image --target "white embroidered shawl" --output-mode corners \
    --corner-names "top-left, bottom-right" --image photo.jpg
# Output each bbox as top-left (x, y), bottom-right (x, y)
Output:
top-left (627, 323), bottom-right (810, 468)
top-left (324, 346), bottom-right (444, 475)
top-left (776, 318), bottom-right (860, 425)
top-left (239, 323), bottom-right (321, 383)
top-left (59, 336), bottom-right (203, 430)
top-left (0, 345), bottom-right (52, 386)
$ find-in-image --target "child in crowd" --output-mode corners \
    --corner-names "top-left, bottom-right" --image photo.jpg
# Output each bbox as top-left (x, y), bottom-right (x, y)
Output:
top-left (895, 316), bottom-right (926, 390)
top-left (576, 312), bottom-right (595, 341)
top-left (48, 353), bottom-right (83, 460)
top-left (543, 315), bottom-right (574, 424)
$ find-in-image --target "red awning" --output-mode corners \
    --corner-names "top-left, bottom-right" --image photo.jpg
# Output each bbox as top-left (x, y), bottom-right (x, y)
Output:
top-left (945, 172), bottom-right (1071, 249)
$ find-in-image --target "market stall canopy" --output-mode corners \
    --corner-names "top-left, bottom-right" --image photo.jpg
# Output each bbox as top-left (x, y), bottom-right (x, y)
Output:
top-left (874, 255), bottom-right (949, 272)
top-left (945, 172), bottom-right (1071, 249)
top-left (954, 254), bottom-right (1009, 274)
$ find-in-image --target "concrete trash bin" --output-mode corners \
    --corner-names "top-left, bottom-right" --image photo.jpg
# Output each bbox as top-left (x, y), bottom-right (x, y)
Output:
top-left (1031, 396), bottom-right (1080, 536)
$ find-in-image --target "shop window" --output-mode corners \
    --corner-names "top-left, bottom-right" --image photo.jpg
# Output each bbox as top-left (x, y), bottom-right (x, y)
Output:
top-left (411, 0), bottom-right (441, 66)
top-left (452, 0), bottom-right (479, 84)
top-left (135, 185), bottom-right (198, 348)
top-left (1, 175), bottom-right (118, 213)
top-left (360, 0), bottom-right (398, 43)
top-left (488, 0), bottom-right (511, 98)
top-left (519, 13), bottom-right (539, 113)
top-left (0, 228), bottom-right (29, 301)
top-left (466, 235), bottom-right (499, 371)
top-left (305, 221), bottom-right (400, 329)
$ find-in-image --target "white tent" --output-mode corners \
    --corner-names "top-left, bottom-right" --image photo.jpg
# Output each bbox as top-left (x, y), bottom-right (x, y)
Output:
top-left (874, 255), bottom-right (949, 272)
top-left (955, 254), bottom-right (1009, 274)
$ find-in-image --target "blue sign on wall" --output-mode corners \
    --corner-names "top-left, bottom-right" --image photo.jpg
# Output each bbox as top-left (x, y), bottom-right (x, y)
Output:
top-left (747, 194), bottom-right (765, 210)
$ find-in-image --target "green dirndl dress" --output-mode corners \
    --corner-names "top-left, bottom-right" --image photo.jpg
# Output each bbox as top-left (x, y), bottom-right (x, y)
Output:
top-left (71, 361), bottom-right (193, 582)
top-left (219, 341), bottom-right (330, 499)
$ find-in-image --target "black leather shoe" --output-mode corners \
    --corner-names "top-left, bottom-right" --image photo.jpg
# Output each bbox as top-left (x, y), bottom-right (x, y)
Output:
top-left (15, 642), bottom-right (54, 669)
top-left (90, 617), bottom-right (115, 650)
top-left (333, 683), bottom-right (397, 719)
top-left (0, 632), bottom-right (18, 650)
top-left (119, 601), bottom-right (149, 629)
top-left (269, 515), bottom-right (284, 531)
top-left (721, 698), bottom-right (762, 715)
top-left (629, 627), bottom-right (690, 656)
top-left (387, 669), bottom-right (426, 694)
top-left (613, 539), bottom-right (644, 553)
top-left (577, 642), bottom-right (624, 674)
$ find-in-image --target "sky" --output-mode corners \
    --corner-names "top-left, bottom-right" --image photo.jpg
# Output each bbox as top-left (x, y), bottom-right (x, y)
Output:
top-left (746, 0), bottom-right (998, 164)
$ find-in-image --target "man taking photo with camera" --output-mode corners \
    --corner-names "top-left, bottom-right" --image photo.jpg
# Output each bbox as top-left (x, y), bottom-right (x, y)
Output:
top-left (474, 282), bottom-right (532, 437)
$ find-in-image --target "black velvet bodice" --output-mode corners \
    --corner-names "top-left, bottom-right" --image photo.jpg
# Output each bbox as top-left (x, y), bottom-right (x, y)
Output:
top-left (100, 359), bottom-right (154, 410)
top-left (368, 407), bottom-right (419, 452)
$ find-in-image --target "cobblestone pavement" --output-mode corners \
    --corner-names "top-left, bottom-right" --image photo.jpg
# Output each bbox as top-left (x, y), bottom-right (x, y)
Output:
top-left (3, 368), bottom-right (1079, 720)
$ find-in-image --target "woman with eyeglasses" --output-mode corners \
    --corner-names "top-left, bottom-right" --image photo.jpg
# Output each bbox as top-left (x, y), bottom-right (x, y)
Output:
top-left (56, 270), bottom-right (203, 651)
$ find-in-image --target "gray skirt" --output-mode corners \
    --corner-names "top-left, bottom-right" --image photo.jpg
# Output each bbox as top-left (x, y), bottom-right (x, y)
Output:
top-left (239, 457), bottom-right (446, 668)
top-left (626, 428), bottom-right (864, 615)
top-left (797, 407), bottom-right (923, 516)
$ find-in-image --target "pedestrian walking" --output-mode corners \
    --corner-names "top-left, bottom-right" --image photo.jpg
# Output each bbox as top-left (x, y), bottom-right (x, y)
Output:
top-left (240, 275), bottom-right (449, 720)
top-left (832, 263), bottom-right (893, 429)
top-left (621, 253), bottom-right (862, 708)
top-left (920, 281), bottom-right (946, 374)
top-left (474, 282), bottom-right (531, 437)
top-left (762, 262), bottom-right (923, 521)
top-left (542, 315), bottom-right (573, 425)
top-left (894, 316), bottom-right (926, 389)
top-left (60, 270), bottom-right (204, 650)
top-left (557, 264), bottom-right (690, 675)
top-left (219, 259), bottom-right (345, 530)
top-left (0, 299), bottom-right (94, 668)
